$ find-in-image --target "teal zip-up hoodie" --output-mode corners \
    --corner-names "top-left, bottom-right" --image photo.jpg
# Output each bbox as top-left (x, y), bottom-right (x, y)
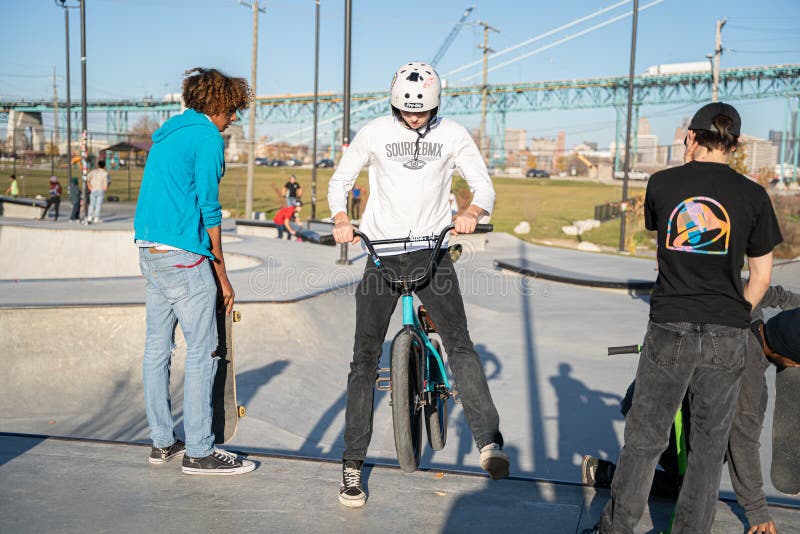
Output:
top-left (134, 109), bottom-right (225, 258)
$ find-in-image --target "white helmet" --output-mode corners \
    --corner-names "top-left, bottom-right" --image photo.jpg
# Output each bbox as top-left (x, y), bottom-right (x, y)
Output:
top-left (390, 61), bottom-right (441, 114)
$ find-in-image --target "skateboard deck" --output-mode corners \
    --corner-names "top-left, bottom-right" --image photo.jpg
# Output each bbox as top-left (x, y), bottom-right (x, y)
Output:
top-left (211, 307), bottom-right (245, 444)
top-left (771, 365), bottom-right (800, 495)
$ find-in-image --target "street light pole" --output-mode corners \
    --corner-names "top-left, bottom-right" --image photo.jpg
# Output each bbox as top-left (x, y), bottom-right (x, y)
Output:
top-left (311, 0), bottom-right (320, 220)
top-left (618, 0), bottom-right (639, 252)
top-left (80, 0), bottom-right (88, 221)
top-left (240, 0), bottom-right (265, 220)
top-left (477, 21), bottom-right (499, 163)
top-left (337, 0), bottom-right (352, 265)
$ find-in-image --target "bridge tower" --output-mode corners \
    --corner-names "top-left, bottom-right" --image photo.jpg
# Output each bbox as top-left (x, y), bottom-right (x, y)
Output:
top-left (5, 111), bottom-right (46, 153)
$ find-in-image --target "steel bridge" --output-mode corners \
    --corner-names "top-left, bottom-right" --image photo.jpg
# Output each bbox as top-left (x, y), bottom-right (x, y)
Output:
top-left (3, 63), bottom-right (799, 167)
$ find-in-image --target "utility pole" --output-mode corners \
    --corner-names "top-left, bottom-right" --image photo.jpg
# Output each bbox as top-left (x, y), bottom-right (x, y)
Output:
top-left (477, 21), bottom-right (499, 162)
top-left (712, 18), bottom-right (726, 103)
top-left (618, 0), bottom-right (639, 252)
top-left (311, 0), bottom-right (321, 220)
top-left (240, 0), bottom-right (265, 220)
top-left (52, 67), bottom-right (60, 160)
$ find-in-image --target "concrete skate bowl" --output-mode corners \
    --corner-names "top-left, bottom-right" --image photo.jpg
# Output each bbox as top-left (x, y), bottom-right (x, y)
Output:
top-left (0, 292), bottom-right (368, 454)
top-left (0, 288), bottom-right (498, 474)
top-left (0, 225), bottom-right (258, 280)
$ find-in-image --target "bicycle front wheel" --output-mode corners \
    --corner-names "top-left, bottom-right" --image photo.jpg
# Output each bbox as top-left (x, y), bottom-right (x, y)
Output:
top-left (425, 339), bottom-right (448, 451)
top-left (391, 332), bottom-right (422, 473)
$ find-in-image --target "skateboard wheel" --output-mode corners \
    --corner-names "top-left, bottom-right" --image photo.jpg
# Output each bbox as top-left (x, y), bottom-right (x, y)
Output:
top-left (238, 405), bottom-right (246, 418)
top-left (232, 310), bottom-right (241, 322)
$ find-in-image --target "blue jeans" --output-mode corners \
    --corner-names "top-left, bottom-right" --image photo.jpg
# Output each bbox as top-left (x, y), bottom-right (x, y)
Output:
top-left (139, 248), bottom-right (219, 458)
top-left (287, 196), bottom-right (297, 207)
top-left (600, 321), bottom-right (747, 534)
top-left (88, 190), bottom-right (104, 219)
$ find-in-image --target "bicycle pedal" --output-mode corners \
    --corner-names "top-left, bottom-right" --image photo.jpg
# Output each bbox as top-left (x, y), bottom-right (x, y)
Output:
top-left (375, 367), bottom-right (391, 391)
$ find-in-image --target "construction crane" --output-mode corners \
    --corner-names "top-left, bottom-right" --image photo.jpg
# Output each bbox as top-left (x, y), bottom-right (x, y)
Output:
top-left (430, 6), bottom-right (474, 67)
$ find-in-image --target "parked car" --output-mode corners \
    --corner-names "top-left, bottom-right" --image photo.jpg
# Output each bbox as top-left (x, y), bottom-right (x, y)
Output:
top-left (270, 159), bottom-right (287, 167)
top-left (316, 158), bottom-right (335, 168)
top-left (254, 157), bottom-right (270, 166)
top-left (526, 168), bottom-right (550, 178)
top-left (286, 158), bottom-right (303, 167)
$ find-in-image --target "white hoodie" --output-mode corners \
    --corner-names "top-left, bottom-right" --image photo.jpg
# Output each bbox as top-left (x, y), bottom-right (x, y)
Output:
top-left (328, 115), bottom-right (495, 255)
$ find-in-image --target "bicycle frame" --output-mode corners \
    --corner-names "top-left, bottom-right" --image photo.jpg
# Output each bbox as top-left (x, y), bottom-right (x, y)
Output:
top-left (401, 294), bottom-right (451, 396)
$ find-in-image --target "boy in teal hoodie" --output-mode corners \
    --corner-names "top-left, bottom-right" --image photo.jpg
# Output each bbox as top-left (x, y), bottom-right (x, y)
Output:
top-left (134, 68), bottom-right (254, 474)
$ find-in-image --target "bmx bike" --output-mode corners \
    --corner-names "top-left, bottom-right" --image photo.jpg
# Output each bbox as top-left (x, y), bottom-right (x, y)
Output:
top-left (324, 223), bottom-right (492, 473)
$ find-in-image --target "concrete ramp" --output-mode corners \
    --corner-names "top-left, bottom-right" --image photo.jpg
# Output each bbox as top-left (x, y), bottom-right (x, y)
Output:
top-left (0, 225), bottom-right (259, 280)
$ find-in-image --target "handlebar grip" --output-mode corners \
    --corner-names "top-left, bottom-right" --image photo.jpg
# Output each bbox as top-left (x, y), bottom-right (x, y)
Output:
top-left (318, 234), bottom-right (336, 246)
top-left (608, 345), bottom-right (641, 356)
top-left (475, 224), bottom-right (494, 233)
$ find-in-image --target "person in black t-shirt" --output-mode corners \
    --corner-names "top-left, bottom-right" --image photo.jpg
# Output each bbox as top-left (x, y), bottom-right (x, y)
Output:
top-left (587, 103), bottom-right (783, 534)
top-left (283, 174), bottom-right (302, 207)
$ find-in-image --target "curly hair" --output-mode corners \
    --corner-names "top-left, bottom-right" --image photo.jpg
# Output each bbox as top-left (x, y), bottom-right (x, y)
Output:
top-left (182, 68), bottom-right (253, 116)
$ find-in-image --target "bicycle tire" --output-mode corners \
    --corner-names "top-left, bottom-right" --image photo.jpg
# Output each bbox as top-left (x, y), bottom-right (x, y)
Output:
top-left (390, 332), bottom-right (422, 473)
top-left (425, 339), bottom-right (448, 451)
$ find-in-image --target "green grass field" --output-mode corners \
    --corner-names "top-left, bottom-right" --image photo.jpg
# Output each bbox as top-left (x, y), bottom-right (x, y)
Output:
top-left (1, 162), bottom-right (631, 246)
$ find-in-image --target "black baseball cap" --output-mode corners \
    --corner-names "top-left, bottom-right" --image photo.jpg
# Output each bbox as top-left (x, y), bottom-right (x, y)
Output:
top-left (765, 308), bottom-right (800, 363)
top-left (688, 102), bottom-right (741, 136)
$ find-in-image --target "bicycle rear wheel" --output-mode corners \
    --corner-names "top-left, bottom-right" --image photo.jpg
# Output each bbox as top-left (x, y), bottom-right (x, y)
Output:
top-left (391, 332), bottom-right (422, 473)
top-left (425, 339), bottom-right (448, 451)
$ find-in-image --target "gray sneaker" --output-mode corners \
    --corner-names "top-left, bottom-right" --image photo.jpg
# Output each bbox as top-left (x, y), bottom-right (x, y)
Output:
top-left (479, 443), bottom-right (510, 480)
top-left (149, 440), bottom-right (185, 464)
top-left (181, 448), bottom-right (255, 475)
top-left (338, 460), bottom-right (367, 508)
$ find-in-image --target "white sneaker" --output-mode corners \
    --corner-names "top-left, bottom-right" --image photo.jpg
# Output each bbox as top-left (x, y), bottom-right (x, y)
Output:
top-left (93, 217), bottom-right (101, 223)
top-left (479, 443), bottom-right (509, 480)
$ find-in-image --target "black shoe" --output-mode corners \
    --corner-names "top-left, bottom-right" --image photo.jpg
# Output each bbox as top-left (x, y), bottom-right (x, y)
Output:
top-left (149, 440), bottom-right (186, 464)
top-left (338, 460), bottom-right (366, 508)
top-left (580, 524), bottom-right (603, 534)
top-left (181, 448), bottom-right (256, 475)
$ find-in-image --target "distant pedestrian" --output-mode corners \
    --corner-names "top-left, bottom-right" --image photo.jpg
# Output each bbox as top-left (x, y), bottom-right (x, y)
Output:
top-left (40, 176), bottom-right (62, 221)
top-left (349, 184), bottom-right (362, 220)
top-left (87, 160), bottom-right (108, 223)
top-left (4, 174), bottom-right (19, 198)
top-left (273, 200), bottom-right (303, 240)
top-left (283, 174), bottom-right (302, 206)
top-left (68, 177), bottom-right (81, 221)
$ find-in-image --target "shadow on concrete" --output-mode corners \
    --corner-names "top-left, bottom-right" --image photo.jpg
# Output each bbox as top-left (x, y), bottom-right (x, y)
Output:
top-left (297, 342), bottom-right (391, 460)
top-left (0, 433), bottom-right (46, 467)
top-left (237, 360), bottom-right (291, 408)
top-left (548, 362), bottom-right (623, 473)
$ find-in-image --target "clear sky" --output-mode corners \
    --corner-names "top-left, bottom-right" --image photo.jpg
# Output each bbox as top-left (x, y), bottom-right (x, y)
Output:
top-left (3, 0), bottom-right (799, 149)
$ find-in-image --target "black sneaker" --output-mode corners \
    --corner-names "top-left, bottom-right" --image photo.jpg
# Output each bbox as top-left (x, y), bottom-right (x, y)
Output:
top-left (581, 455), bottom-right (615, 488)
top-left (181, 448), bottom-right (256, 475)
top-left (149, 440), bottom-right (186, 465)
top-left (338, 460), bottom-right (366, 508)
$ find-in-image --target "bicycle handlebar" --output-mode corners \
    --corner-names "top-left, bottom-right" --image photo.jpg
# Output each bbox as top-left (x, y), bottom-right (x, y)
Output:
top-left (608, 344), bottom-right (641, 356)
top-left (321, 224), bottom-right (493, 287)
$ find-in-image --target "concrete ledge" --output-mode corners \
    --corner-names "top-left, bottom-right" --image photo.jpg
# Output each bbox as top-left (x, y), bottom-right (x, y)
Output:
top-left (495, 257), bottom-right (655, 290)
top-left (0, 196), bottom-right (45, 218)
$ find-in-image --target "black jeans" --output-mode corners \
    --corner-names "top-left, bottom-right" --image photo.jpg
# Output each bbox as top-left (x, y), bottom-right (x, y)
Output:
top-left (342, 248), bottom-right (503, 461)
top-left (600, 321), bottom-right (746, 534)
top-left (41, 195), bottom-right (60, 220)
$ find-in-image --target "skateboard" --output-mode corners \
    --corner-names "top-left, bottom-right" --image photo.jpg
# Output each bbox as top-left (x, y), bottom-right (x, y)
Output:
top-left (211, 307), bottom-right (246, 444)
top-left (771, 365), bottom-right (800, 495)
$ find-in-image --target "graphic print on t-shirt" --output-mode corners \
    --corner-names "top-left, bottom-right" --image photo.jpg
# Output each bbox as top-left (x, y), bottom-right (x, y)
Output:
top-left (384, 140), bottom-right (444, 170)
top-left (666, 196), bottom-right (730, 255)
